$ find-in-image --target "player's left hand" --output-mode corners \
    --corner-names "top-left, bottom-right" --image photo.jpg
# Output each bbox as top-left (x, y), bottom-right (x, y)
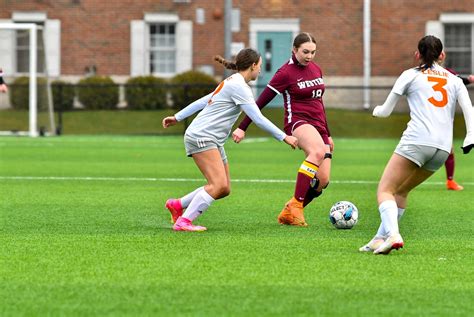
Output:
top-left (284, 135), bottom-right (298, 149)
top-left (328, 136), bottom-right (334, 152)
top-left (232, 128), bottom-right (245, 143)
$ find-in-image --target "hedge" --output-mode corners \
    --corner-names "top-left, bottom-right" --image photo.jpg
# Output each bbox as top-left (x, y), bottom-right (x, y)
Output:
top-left (77, 76), bottom-right (118, 110)
top-left (124, 76), bottom-right (168, 110)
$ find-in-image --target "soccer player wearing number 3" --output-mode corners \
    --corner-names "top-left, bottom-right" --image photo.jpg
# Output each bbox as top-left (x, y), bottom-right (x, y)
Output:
top-left (162, 48), bottom-right (298, 231)
top-left (360, 35), bottom-right (474, 254)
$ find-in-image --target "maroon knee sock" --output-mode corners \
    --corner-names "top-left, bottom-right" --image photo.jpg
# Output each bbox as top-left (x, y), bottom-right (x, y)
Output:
top-left (294, 160), bottom-right (318, 202)
top-left (445, 153), bottom-right (455, 180)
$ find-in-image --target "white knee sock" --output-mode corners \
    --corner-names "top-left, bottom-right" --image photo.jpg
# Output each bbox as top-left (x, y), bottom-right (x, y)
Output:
top-left (180, 186), bottom-right (204, 208)
top-left (375, 207), bottom-right (405, 238)
top-left (182, 188), bottom-right (214, 221)
top-left (379, 200), bottom-right (399, 236)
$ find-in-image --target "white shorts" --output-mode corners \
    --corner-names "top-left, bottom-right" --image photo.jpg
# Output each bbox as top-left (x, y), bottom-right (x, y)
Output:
top-left (395, 143), bottom-right (449, 172)
top-left (184, 135), bottom-right (228, 164)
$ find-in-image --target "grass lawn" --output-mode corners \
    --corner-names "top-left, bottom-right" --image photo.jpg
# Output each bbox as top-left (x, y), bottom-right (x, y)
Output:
top-left (0, 108), bottom-right (469, 138)
top-left (0, 136), bottom-right (473, 316)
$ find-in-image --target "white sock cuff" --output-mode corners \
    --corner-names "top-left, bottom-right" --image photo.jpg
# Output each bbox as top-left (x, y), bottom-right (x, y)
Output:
top-left (200, 189), bottom-right (215, 204)
top-left (379, 200), bottom-right (397, 213)
top-left (180, 186), bottom-right (204, 208)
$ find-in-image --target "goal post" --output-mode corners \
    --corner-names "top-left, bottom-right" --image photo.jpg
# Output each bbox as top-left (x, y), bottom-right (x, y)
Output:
top-left (0, 22), bottom-right (55, 137)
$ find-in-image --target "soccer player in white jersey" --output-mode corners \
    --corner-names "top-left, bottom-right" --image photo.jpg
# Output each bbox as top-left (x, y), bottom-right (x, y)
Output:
top-left (359, 35), bottom-right (474, 254)
top-left (0, 69), bottom-right (7, 93)
top-left (162, 48), bottom-right (298, 232)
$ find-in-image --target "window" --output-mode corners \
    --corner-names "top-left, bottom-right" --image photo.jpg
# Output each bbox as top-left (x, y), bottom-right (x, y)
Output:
top-left (0, 13), bottom-right (60, 76)
top-left (16, 22), bottom-right (45, 74)
top-left (130, 14), bottom-right (191, 77)
top-left (444, 23), bottom-right (472, 74)
top-left (149, 23), bottom-right (176, 74)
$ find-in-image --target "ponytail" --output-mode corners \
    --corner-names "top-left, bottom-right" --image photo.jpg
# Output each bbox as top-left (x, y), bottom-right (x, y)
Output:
top-left (417, 35), bottom-right (443, 70)
top-left (214, 48), bottom-right (260, 71)
top-left (214, 55), bottom-right (238, 70)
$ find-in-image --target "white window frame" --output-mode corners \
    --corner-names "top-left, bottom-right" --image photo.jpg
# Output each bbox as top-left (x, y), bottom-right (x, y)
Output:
top-left (130, 14), bottom-right (192, 78)
top-left (12, 12), bottom-right (60, 76)
top-left (426, 13), bottom-right (474, 74)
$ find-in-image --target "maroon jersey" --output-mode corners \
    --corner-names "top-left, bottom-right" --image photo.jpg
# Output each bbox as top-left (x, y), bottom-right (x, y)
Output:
top-left (446, 67), bottom-right (471, 86)
top-left (238, 54), bottom-right (331, 142)
top-left (268, 55), bottom-right (329, 138)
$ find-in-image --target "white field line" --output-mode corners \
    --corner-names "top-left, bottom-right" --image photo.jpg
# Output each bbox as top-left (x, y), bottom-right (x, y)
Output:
top-left (0, 176), bottom-right (472, 186)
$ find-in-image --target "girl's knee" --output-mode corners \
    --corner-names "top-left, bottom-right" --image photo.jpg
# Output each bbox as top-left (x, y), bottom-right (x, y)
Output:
top-left (216, 184), bottom-right (231, 199)
top-left (308, 148), bottom-right (326, 164)
top-left (221, 185), bottom-right (231, 198)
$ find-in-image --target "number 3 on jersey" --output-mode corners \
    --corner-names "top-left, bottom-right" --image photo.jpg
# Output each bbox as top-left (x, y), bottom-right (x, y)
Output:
top-left (427, 76), bottom-right (448, 107)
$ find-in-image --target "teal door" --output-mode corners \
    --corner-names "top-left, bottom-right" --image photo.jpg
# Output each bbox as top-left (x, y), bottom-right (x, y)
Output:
top-left (257, 31), bottom-right (293, 107)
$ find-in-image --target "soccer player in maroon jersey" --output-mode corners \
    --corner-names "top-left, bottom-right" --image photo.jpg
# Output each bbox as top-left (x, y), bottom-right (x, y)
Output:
top-left (443, 60), bottom-right (474, 191)
top-left (232, 33), bottom-right (333, 226)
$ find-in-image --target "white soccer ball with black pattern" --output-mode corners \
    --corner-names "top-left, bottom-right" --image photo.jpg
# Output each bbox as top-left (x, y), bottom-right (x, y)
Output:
top-left (329, 201), bottom-right (358, 229)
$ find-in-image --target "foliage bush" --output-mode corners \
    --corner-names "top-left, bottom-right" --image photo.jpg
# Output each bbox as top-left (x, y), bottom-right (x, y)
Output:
top-left (170, 70), bottom-right (217, 109)
top-left (77, 76), bottom-right (118, 110)
top-left (9, 76), bottom-right (48, 110)
top-left (51, 80), bottom-right (75, 111)
top-left (124, 76), bottom-right (168, 110)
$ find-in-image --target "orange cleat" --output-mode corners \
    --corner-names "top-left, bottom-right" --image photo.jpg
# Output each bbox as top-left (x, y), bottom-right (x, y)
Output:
top-left (446, 180), bottom-right (464, 191)
top-left (277, 197), bottom-right (308, 227)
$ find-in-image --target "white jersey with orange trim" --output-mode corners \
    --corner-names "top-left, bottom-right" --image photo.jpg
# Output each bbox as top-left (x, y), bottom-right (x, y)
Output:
top-left (175, 72), bottom-right (286, 146)
top-left (391, 63), bottom-right (470, 153)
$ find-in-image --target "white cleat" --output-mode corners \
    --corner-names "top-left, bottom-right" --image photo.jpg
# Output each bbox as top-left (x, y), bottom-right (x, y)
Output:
top-left (359, 237), bottom-right (385, 252)
top-left (373, 233), bottom-right (404, 255)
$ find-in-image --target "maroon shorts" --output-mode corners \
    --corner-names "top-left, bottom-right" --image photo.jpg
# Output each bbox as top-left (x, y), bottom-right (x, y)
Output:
top-left (284, 119), bottom-right (330, 145)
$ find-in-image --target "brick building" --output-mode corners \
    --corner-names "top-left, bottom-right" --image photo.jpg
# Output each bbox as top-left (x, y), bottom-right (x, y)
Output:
top-left (0, 0), bottom-right (473, 108)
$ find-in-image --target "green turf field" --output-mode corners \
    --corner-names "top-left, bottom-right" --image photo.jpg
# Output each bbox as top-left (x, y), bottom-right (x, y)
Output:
top-left (1, 136), bottom-right (473, 316)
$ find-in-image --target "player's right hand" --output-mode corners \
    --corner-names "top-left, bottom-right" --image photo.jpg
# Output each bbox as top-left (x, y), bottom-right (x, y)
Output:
top-left (284, 135), bottom-right (298, 149)
top-left (468, 75), bottom-right (474, 84)
top-left (232, 128), bottom-right (245, 143)
top-left (372, 105), bottom-right (383, 117)
top-left (162, 116), bottom-right (177, 128)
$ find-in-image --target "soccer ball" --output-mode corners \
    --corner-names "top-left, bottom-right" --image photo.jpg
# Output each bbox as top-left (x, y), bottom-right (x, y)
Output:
top-left (329, 201), bottom-right (358, 229)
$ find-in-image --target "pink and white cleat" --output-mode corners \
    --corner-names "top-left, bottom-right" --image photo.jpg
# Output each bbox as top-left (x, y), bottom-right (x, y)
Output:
top-left (173, 217), bottom-right (207, 232)
top-left (165, 198), bottom-right (184, 223)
